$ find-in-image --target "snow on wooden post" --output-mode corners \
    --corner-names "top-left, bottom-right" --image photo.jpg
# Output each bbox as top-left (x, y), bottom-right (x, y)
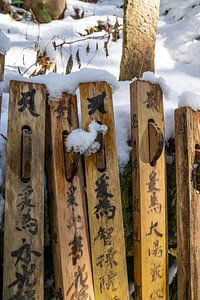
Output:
top-left (3, 81), bottom-right (46, 299)
top-left (175, 107), bottom-right (200, 300)
top-left (45, 93), bottom-right (95, 300)
top-left (80, 82), bottom-right (129, 300)
top-left (130, 80), bottom-right (168, 299)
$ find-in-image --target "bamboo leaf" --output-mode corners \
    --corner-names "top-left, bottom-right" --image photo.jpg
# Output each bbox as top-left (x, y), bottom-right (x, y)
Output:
top-left (11, 0), bottom-right (23, 4)
top-left (76, 49), bottom-right (81, 69)
top-left (66, 54), bottom-right (73, 74)
top-left (104, 40), bottom-right (109, 57)
top-left (86, 43), bottom-right (90, 55)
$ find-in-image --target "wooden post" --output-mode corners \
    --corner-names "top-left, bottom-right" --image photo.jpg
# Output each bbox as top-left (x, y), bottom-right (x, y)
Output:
top-left (80, 82), bottom-right (129, 300)
top-left (175, 107), bottom-right (200, 300)
top-left (130, 80), bottom-right (168, 299)
top-left (46, 94), bottom-right (95, 299)
top-left (3, 81), bottom-right (46, 299)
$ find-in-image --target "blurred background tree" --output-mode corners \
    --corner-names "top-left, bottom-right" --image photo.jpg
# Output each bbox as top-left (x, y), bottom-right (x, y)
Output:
top-left (120, 0), bottom-right (160, 80)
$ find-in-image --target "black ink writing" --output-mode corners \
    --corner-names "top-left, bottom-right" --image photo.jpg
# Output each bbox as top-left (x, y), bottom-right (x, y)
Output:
top-left (150, 264), bottom-right (162, 282)
top-left (87, 92), bottom-right (106, 115)
top-left (16, 208), bottom-right (38, 235)
top-left (11, 239), bottom-right (41, 266)
top-left (147, 170), bottom-right (159, 193)
top-left (18, 89), bottom-right (40, 117)
top-left (69, 235), bottom-right (83, 265)
top-left (99, 271), bottom-right (118, 294)
top-left (143, 91), bottom-right (160, 112)
top-left (67, 264), bottom-right (89, 300)
top-left (96, 248), bottom-right (117, 268)
top-left (146, 221), bottom-right (163, 238)
top-left (94, 173), bottom-right (116, 219)
top-left (148, 240), bottom-right (163, 258)
top-left (94, 226), bottom-right (114, 246)
top-left (148, 192), bottom-right (162, 214)
top-left (67, 185), bottom-right (78, 207)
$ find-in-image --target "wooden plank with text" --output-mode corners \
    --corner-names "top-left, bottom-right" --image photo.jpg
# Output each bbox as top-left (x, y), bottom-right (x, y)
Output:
top-left (130, 80), bottom-right (167, 300)
top-left (46, 93), bottom-right (95, 300)
top-left (80, 82), bottom-right (129, 300)
top-left (3, 81), bottom-right (46, 299)
top-left (175, 107), bottom-right (200, 300)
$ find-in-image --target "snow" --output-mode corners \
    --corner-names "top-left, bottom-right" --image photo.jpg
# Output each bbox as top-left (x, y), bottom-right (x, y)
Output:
top-left (141, 71), bottom-right (171, 97)
top-left (169, 262), bottom-right (178, 285)
top-left (178, 91), bottom-right (200, 111)
top-left (1, 68), bottom-right (119, 97)
top-left (0, 29), bottom-right (11, 55)
top-left (66, 120), bottom-right (107, 155)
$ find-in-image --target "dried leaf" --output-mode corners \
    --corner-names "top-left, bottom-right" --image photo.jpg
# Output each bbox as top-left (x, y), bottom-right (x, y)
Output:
top-left (66, 54), bottom-right (73, 74)
top-left (104, 40), bottom-right (109, 57)
top-left (76, 49), bottom-right (81, 69)
top-left (86, 43), bottom-right (90, 55)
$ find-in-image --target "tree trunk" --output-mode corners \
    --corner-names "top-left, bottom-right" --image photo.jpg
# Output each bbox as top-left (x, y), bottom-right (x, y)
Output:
top-left (119, 0), bottom-right (160, 80)
top-left (23, 0), bottom-right (66, 23)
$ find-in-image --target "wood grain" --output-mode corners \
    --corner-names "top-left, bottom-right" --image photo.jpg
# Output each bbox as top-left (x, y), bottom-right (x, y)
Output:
top-left (0, 54), bottom-right (5, 120)
top-left (3, 81), bottom-right (45, 299)
top-left (46, 93), bottom-right (95, 300)
top-left (130, 80), bottom-right (167, 300)
top-left (80, 82), bottom-right (129, 300)
top-left (0, 54), bottom-right (5, 82)
top-left (175, 107), bottom-right (200, 300)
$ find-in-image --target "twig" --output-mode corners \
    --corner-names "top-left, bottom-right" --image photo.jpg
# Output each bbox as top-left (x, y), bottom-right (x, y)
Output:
top-left (0, 133), bottom-right (7, 141)
top-left (53, 33), bottom-right (110, 48)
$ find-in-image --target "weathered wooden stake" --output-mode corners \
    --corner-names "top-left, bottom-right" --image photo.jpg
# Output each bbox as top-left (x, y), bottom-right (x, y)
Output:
top-left (46, 94), bottom-right (95, 299)
top-left (3, 81), bottom-right (46, 299)
top-left (130, 80), bottom-right (168, 299)
top-left (175, 107), bottom-right (200, 300)
top-left (80, 82), bottom-right (129, 300)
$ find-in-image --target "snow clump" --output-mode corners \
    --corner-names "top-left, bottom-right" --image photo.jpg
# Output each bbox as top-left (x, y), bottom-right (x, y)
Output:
top-left (178, 91), bottom-right (200, 111)
top-left (66, 120), bottom-right (107, 155)
top-left (141, 71), bottom-right (171, 97)
top-left (0, 29), bottom-right (11, 55)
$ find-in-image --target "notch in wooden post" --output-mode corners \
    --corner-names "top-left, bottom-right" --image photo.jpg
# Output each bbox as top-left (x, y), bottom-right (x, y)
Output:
top-left (148, 120), bottom-right (164, 165)
top-left (96, 131), bottom-right (106, 172)
top-left (62, 131), bottom-right (80, 182)
top-left (21, 126), bottom-right (32, 182)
